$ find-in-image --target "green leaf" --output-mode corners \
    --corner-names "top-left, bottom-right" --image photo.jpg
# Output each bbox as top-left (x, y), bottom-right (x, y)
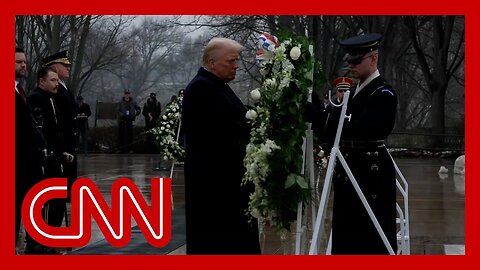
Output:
top-left (285, 174), bottom-right (297, 189)
top-left (296, 176), bottom-right (309, 189)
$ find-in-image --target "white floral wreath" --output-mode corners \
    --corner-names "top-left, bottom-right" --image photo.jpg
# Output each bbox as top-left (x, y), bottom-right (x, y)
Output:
top-left (242, 31), bottom-right (322, 234)
top-left (149, 96), bottom-right (185, 161)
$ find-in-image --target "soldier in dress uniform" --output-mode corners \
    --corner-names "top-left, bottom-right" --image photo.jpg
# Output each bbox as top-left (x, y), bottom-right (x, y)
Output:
top-left (333, 33), bottom-right (397, 254)
top-left (26, 66), bottom-right (74, 254)
top-left (313, 33), bottom-right (398, 254)
top-left (42, 51), bottom-right (77, 230)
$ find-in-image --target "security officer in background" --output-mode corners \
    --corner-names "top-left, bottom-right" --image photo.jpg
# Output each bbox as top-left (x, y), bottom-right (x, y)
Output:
top-left (42, 51), bottom-right (77, 227)
top-left (314, 33), bottom-right (398, 254)
top-left (142, 92), bottom-right (161, 130)
top-left (118, 90), bottom-right (141, 153)
top-left (75, 95), bottom-right (92, 154)
top-left (142, 92), bottom-right (161, 153)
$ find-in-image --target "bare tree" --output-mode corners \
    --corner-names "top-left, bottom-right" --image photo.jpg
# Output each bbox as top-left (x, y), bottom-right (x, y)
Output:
top-left (105, 17), bottom-right (184, 100)
top-left (15, 15), bottom-right (134, 98)
top-left (403, 16), bottom-right (465, 137)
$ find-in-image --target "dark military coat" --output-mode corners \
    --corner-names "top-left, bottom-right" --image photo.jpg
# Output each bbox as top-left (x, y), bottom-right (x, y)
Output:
top-left (182, 67), bottom-right (261, 254)
top-left (27, 88), bottom-right (66, 174)
top-left (329, 75), bottom-right (398, 254)
top-left (54, 83), bottom-right (77, 200)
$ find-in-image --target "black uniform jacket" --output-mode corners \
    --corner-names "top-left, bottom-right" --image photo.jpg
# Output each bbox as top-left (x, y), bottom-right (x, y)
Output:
top-left (53, 83), bottom-right (77, 200)
top-left (330, 76), bottom-right (398, 254)
top-left (27, 88), bottom-right (66, 164)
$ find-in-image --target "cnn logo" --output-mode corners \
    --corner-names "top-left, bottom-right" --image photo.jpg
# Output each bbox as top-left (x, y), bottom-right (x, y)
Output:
top-left (21, 177), bottom-right (171, 248)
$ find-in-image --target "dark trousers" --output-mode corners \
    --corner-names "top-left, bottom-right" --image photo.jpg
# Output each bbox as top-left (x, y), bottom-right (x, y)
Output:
top-left (22, 199), bottom-right (67, 250)
top-left (16, 160), bottom-right (43, 249)
top-left (76, 127), bottom-right (88, 154)
top-left (144, 131), bottom-right (158, 154)
top-left (15, 179), bottom-right (27, 247)
top-left (118, 120), bottom-right (133, 152)
top-left (331, 147), bottom-right (397, 254)
top-left (43, 199), bottom-right (67, 227)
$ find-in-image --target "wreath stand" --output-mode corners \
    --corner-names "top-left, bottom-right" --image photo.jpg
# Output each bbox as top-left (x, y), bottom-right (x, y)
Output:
top-left (168, 118), bottom-right (183, 210)
top-left (293, 115), bottom-right (316, 254)
top-left (293, 45), bottom-right (318, 255)
top-left (300, 90), bottom-right (410, 255)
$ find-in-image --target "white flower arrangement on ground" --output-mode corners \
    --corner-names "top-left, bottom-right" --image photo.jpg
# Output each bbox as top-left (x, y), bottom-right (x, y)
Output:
top-left (148, 96), bottom-right (185, 161)
top-left (242, 31), bottom-right (323, 235)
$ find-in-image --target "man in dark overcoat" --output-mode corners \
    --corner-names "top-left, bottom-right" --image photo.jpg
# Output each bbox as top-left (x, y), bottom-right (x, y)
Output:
top-left (326, 33), bottom-right (398, 254)
top-left (43, 50), bottom-right (77, 205)
top-left (182, 37), bottom-right (261, 254)
top-left (15, 48), bottom-right (45, 254)
top-left (26, 66), bottom-right (74, 254)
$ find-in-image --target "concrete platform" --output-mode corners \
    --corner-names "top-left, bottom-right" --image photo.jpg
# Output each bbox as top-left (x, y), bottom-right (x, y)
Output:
top-left (17, 154), bottom-right (464, 255)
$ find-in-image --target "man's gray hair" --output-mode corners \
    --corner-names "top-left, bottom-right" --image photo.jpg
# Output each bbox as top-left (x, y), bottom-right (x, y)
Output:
top-left (202, 37), bottom-right (244, 66)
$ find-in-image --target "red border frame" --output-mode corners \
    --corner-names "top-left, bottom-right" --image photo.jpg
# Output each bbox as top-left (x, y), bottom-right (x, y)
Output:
top-left (2, 1), bottom-right (477, 269)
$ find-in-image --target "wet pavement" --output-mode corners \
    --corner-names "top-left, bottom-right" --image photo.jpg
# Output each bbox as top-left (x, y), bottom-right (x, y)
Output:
top-left (17, 154), bottom-right (464, 255)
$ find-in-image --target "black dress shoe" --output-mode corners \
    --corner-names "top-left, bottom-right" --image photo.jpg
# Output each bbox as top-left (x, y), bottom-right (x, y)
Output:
top-left (43, 247), bottom-right (61, 255)
top-left (24, 244), bottom-right (60, 255)
top-left (24, 244), bottom-right (44, 254)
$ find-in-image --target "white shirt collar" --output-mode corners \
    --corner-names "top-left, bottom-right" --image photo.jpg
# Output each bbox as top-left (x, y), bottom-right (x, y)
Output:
top-left (353, 69), bottom-right (380, 98)
top-left (15, 80), bottom-right (20, 93)
top-left (59, 80), bottom-right (67, 89)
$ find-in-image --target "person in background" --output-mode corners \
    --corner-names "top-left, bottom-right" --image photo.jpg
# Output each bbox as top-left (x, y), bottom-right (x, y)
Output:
top-left (142, 92), bottom-right (161, 154)
top-left (142, 92), bottom-right (161, 131)
top-left (118, 90), bottom-right (141, 153)
top-left (75, 95), bottom-right (91, 154)
top-left (182, 37), bottom-right (261, 254)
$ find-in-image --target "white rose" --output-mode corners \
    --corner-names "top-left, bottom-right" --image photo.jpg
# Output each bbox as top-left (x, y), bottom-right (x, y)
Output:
top-left (322, 157), bottom-right (328, 168)
top-left (245, 109), bottom-right (258, 120)
top-left (290, 46), bottom-right (301, 60)
top-left (250, 88), bottom-right (261, 101)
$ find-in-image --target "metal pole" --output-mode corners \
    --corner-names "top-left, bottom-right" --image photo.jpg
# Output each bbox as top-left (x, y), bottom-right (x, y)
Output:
top-left (309, 90), bottom-right (350, 254)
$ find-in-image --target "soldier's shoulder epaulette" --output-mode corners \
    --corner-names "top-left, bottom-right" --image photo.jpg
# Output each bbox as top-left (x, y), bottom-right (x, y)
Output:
top-left (371, 81), bottom-right (396, 97)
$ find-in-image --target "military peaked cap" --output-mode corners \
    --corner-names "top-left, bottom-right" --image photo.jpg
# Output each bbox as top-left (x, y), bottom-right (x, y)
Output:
top-left (340, 33), bottom-right (382, 56)
top-left (42, 50), bottom-right (71, 66)
top-left (333, 77), bottom-right (354, 91)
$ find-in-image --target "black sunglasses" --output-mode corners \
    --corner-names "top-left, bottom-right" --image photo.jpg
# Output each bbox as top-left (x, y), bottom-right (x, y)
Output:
top-left (346, 54), bottom-right (374, 65)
